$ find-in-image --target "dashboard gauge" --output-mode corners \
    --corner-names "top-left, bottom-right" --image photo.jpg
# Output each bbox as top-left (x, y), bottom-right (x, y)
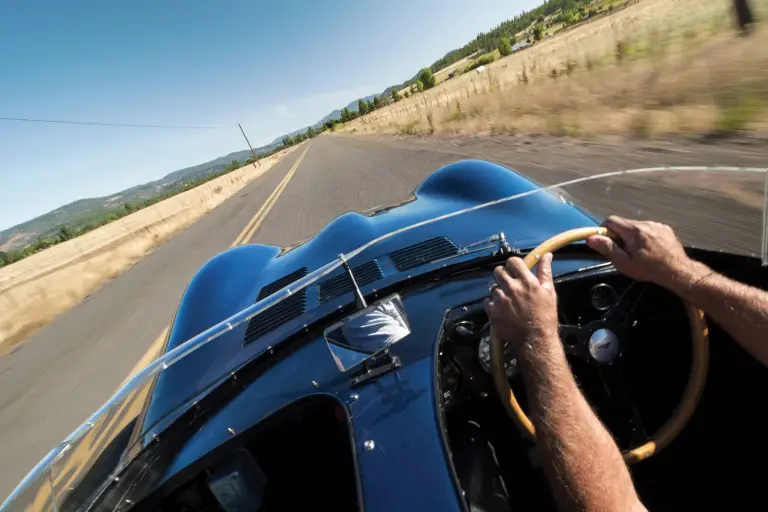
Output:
top-left (589, 283), bottom-right (618, 311)
top-left (477, 323), bottom-right (519, 378)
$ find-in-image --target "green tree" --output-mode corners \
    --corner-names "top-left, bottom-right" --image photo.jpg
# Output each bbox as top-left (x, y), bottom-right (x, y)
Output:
top-left (391, 89), bottom-right (401, 102)
top-left (358, 99), bottom-right (369, 115)
top-left (418, 68), bottom-right (436, 89)
top-left (404, 90), bottom-right (411, 98)
top-left (341, 107), bottom-right (351, 122)
top-left (0, 251), bottom-right (8, 267)
top-left (373, 96), bottom-right (381, 109)
top-left (123, 202), bottom-right (134, 214)
top-left (306, 126), bottom-right (315, 138)
top-left (58, 226), bottom-right (73, 241)
top-left (366, 100), bottom-right (374, 112)
top-left (533, 25), bottom-right (544, 41)
top-left (498, 36), bottom-right (513, 56)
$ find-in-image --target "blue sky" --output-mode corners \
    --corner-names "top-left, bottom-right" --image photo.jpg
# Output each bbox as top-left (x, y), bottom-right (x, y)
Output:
top-left (0, 0), bottom-right (539, 231)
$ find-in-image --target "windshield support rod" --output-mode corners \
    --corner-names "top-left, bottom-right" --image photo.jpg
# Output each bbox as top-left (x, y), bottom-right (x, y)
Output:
top-left (339, 253), bottom-right (367, 309)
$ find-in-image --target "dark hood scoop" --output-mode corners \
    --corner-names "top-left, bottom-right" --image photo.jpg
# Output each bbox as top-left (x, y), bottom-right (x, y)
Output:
top-left (389, 236), bottom-right (459, 271)
top-left (244, 267), bottom-right (309, 345)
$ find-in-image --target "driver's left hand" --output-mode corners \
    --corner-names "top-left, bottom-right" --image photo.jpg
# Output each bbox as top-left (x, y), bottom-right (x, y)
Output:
top-left (484, 254), bottom-right (559, 358)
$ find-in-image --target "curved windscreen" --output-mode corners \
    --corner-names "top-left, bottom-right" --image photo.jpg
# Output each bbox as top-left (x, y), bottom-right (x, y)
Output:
top-left (4, 165), bottom-right (766, 511)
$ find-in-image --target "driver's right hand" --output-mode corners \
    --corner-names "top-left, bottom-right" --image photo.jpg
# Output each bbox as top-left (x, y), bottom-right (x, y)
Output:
top-left (586, 216), bottom-right (693, 288)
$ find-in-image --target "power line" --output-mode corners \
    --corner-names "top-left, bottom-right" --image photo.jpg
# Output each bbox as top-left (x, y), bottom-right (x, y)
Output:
top-left (0, 116), bottom-right (223, 129)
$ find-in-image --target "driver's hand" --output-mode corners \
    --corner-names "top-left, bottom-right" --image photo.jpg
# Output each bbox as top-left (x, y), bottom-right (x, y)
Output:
top-left (484, 254), bottom-right (558, 355)
top-left (587, 216), bottom-right (692, 287)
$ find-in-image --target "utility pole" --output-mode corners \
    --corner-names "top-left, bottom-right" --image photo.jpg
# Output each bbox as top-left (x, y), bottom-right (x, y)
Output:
top-left (238, 123), bottom-right (261, 167)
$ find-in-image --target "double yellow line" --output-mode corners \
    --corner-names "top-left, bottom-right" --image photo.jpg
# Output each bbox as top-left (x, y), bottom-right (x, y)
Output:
top-left (122, 142), bottom-right (311, 385)
top-left (231, 143), bottom-right (311, 247)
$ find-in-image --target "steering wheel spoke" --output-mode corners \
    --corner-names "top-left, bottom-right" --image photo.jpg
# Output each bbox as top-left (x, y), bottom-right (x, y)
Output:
top-left (604, 281), bottom-right (647, 328)
top-left (597, 361), bottom-right (648, 448)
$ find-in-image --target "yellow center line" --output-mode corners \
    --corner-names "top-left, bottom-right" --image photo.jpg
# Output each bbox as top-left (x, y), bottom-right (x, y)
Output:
top-left (230, 143), bottom-right (311, 247)
top-left (240, 143), bottom-right (311, 245)
top-left (121, 142), bottom-right (312, 384)
top-left (230, 160), bottom-right (293, 246)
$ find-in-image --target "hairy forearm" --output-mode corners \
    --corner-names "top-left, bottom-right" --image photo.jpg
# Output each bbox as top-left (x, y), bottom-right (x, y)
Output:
top-left (667, 260), bottom-right (768, 366)
top-left (520, 336), bottom-right (644, 511)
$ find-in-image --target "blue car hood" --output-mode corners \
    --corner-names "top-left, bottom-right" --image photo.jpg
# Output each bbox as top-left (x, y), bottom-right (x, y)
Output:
top-left (142, 160), bottom-right (597, 431)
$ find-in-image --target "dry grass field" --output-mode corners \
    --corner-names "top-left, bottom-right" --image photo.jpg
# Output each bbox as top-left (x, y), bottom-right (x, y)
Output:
top-left (343, 0), bottom-right (768, 138)
top-left (429, 54), bottom-right (479, 87)
top-left (0, 146), bottom-right (300, 353)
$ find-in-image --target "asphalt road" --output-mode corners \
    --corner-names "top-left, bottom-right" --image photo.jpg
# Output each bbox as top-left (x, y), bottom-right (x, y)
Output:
top-left (0, 134), bottom-right (764, 500)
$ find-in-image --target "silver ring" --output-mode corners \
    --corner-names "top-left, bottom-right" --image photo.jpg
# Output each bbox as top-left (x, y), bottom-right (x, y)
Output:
top-left (488, 282), bottom-right (500, 294)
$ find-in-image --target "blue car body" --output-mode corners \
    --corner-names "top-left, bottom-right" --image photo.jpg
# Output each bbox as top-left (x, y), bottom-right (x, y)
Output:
top-left (148, 160), bottom-right (597, 429)
top-left (19, 160), bottom-right (603, 511)
top-left (120, 160), bottom-right (600, 510)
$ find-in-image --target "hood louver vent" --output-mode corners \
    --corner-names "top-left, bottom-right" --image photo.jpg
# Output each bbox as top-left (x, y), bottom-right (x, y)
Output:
top-left (243, 291), bottom-right (307, 345)
top-left (244, 267), bottom-right (309, 345)
top-left (257, 267), bottom-right (308, 300)
top-left (389, 237), bottom-right (459, 271)
top-left (317, 260), bottom-right (383, 303)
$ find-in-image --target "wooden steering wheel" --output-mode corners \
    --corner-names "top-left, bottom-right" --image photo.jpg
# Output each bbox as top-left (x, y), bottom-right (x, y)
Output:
top-left (490, 227), bottom-right (709, 464)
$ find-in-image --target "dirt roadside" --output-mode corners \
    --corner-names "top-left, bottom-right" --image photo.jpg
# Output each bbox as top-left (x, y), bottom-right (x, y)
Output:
top-left (0, 147), bottom-right (300, 353)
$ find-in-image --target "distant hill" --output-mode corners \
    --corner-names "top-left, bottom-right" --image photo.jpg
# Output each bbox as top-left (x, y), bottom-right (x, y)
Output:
top-left (269, 127), bottom-right (315, 146)
top-left (290, 75), bottom-right (421, 135)
top-left (0, 197), bottom-right (112, 251)
top-left (311, 90), bottom-right (402, 130)
top-left (321, 94), bottom-right (377, 122)
top-left (162, 144), bottom-right (279, 182)
top-left (274, 2), bottom-right (589, 141)
top-left (427, 0), bottom-right (588, 72)
top-left (0, 143), bottom-right (278, 251)
top-left (266, 84), bottom-right (412, 146)
top-left (268, 94), bottom-right (382, 145)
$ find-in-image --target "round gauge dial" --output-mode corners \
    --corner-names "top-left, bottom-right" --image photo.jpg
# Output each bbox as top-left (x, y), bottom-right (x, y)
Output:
top-left (590, 283), bottom-right (618, 311)
top-left (477, 323), bottom-right (519, 378)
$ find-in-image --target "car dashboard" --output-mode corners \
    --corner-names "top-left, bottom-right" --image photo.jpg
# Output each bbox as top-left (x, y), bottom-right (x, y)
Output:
top-left (435, 262), bottom-right (693, 511)
top-left (438, 265), bottom-right (641, 413)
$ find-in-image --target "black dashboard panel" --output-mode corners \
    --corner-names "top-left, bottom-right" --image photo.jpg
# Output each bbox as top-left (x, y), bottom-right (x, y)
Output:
top-left (436, 249), bottom-right (768, 511)
top-left (437, 266), bottom-right (692, 449)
